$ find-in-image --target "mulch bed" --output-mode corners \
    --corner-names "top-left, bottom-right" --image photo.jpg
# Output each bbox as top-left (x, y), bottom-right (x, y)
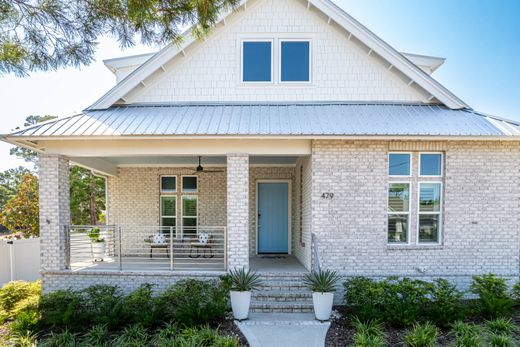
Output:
top-left (325, 306), bottom-right (520, 347)
top-left (216, 319), bottom-right (249, 347)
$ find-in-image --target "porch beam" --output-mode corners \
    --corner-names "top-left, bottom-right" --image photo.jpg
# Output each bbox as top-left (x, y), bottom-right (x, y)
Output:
top-left (70, 157), bottom-right (118, 176)
top-left (226, 153), bottom-right (249, 269)
top-left (39, 139), bottom-right (311, 157)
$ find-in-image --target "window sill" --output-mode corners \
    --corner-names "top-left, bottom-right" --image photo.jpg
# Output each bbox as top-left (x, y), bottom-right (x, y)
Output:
top-left (386, 244), bottom-right (444, 251)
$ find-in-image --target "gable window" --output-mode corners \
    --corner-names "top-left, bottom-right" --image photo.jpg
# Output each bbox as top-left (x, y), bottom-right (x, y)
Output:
top-left (161, 176), bottom-right (176, 192)
top-left (387, 183), bottom-right (410, 243)
top-left (280, 40), bottom-right (311, 82)
top-left (389, 153), bottom-right (411, 176)
top-left (242, 41), bottom-right (272, 82)
top-left (182, 176), bottom-right (198, 193)
top-left (419, 153), bottom-right (443, 176)
top-left (418, 182), bottom-right (442, 243)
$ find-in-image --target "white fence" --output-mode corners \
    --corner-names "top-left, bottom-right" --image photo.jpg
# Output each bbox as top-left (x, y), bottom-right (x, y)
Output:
top-left (0, 238), bottom-right (40, 286)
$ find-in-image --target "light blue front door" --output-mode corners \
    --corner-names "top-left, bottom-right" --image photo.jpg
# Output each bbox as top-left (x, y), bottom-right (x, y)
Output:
top-left (258, 182), bottom-right (289, 254)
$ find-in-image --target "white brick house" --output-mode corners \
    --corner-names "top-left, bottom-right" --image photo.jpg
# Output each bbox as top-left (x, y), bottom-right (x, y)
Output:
top-left (2, 0), bottom-right (520, 299)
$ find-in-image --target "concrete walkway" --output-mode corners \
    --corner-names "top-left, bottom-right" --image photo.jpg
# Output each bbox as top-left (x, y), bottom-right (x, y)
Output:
top-left (236, 313), bottom-right (330, 347)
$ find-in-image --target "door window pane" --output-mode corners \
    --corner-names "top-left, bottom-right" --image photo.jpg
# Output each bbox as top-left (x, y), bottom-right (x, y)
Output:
top-left (182, 176), bottom-right (198, 192)
top-left (242, 41), bottom-right (272, 82)
top-left (419, 183), bottom-right (441, 212)
top-left (389, 154), bottom-right (411, 176)
top-left (388, 215), bottom-right (408, 243)
top-left (161, 176), bottom-right (176, 192)
top-left (420, 154), bottom-right (442, 176)
top-left (419, 215), bottom-right (439, 243)
top-left (388, 183), bottom-right (410, 212)
top-left (281, 41), bottom-right (310, 82)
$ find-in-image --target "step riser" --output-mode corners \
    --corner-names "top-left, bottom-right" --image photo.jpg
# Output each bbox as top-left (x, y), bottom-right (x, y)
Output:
top-left (253, 296), bottom-right (311, 302)
top-left (250, 307), bottom-right (314, 313)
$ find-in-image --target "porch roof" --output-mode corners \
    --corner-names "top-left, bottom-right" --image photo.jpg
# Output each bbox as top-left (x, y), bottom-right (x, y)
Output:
top-left (6, 103), bottom-right (520, 138)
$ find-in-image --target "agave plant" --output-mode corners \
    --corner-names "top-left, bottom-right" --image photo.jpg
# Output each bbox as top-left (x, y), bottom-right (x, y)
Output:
top-left (303, 269), bottom-right (341, 293)
top-left (228, 268), bottom-right (263, 292)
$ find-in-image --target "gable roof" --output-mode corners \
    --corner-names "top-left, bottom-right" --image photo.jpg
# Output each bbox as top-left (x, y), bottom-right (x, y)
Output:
top-left (8, 103), bottom-right (520, 138)
top-left (87, 0), bottom-right (468, 111)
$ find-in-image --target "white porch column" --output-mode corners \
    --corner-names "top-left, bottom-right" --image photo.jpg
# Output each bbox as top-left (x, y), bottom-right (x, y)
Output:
top-left (39, 155), bottom-right (70, 271)
top-left (226, 153), bottom-right (249, 269)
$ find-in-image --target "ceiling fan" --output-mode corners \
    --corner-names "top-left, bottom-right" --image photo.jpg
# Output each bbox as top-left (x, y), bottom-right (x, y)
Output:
top-left (192, 156), bottom-right (225, 174)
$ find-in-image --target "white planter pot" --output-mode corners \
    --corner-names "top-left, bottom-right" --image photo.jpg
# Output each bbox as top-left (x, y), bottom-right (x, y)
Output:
top-left (312, 292), bottom-right (334, 321)
top-left (91, 242), bottom-right (106, 262)
top-left (230, 291), bottom-right (251, 320)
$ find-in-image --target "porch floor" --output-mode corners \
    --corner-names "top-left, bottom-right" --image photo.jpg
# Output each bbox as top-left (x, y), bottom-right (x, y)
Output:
top-left (250, 255), bottom-right (308, 273)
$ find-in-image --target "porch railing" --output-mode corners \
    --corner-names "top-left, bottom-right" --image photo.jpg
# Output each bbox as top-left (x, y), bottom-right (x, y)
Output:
top-left (66, 225), bottom-right (227, 272)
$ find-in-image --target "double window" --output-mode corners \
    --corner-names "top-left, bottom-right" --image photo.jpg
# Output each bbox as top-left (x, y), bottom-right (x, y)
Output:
top-left (160, 175), bottom-right (198, 236)
top-left (241, 39), bottom-right (311, 83)
top-left (387, 153), bottom-right (443, 245)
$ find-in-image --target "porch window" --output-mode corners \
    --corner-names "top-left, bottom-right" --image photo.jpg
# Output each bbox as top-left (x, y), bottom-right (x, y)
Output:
top-left (161, 176), bottom-right (177, 192)
top-left (160, 196), bottom-right (176, 227)
top-left (418, 182), bottom-right (442, 243)
top-left (182, 196), bottom-right (198, 236)
top-left (242, 41), bottom-right (272, 82)
top-left (182, 176), bottom-right (198, 192)
top-left (280, 40), bottom-right (311, 82)
top-left (387, 183), bottom-right (410, 243)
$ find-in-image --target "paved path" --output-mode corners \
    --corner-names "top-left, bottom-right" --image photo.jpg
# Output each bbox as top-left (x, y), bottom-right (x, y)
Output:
top-left (236, 313), bottom-right (330, 347)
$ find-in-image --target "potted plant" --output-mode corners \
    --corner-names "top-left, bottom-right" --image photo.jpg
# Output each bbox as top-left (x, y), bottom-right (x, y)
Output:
top-left (228, 267), bottom-right (262, 320)
top-left (87, 227), bottom-right (106, 262)
top-left (303, 269), bottom-right (341, 321)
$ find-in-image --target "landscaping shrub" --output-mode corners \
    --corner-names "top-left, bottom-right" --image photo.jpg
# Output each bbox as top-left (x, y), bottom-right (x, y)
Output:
top-left (174, 326), bottom-right (239, 347)
top-left (512, 282), bottom-right (520, 302)
top-left (451, 321), bottom-right (482, 347)
top-left (344, 277), bottom-right (385, 322)
top-left (352, 319), bottom-right (385, 347)
top-left (486, 318), bottom-right (516, 335)
top-left (157, 278), bottom-right (229, 327)
top-left (470, 274), bottom-right (514, 318)
top-left (43, 329), bottom-right (79, 347)
top-left (120, 283), bottom-right (160, 328)
top-left (488, 333), bottom-right (514, 347)
top-left (9, 309), bottom-right (39, 335)
top-left (404, 322), bottom-right (438, 347)
top-left (382, 278), bottom-right (431, 327)
top-left (0, 280), bottom-right (40, 323)
top-left (152, 322), bottom-right (179, 346)
top-left (426, 278), bottom-right (465, 327)
top-left (82, 324), bottom-right (112, 347)
top-left (113, 324), bottom-right (150, 346)
top-left (38, 289), bottom-right (85, 330)
top-left (9, 331), bottom-right (38, 347)
top-left (80, 285), bottom-right (124, 329)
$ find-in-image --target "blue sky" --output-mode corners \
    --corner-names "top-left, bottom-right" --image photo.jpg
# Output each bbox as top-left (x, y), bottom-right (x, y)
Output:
top-left (0, 0), bottom-right (519, 170)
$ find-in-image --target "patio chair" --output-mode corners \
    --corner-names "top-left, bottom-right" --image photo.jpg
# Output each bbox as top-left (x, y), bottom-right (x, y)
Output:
top-left (189, 233), bottom-right (214, 258)
top-left (145, 232), bottom-right (170, 258)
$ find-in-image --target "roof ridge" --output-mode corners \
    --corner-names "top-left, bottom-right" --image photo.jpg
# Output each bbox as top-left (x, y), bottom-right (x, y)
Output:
top-left (105, 101), bottom-right (447, 108)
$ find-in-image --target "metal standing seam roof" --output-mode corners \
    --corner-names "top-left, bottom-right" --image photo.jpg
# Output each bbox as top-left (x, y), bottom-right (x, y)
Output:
top-left (8, 103), bottom-right (520, 137)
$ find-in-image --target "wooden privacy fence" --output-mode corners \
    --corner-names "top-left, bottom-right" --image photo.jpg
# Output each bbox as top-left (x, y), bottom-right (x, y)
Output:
top-left (0, 238), bottom-right (40, 286)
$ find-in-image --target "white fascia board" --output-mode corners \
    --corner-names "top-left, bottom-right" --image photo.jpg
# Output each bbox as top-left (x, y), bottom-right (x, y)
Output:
top-left (401, 52), bottom-right (446, 74)
top-left (311, 0), bottom-right (468, 109)
top-left (103, 53), bottom-right (156, 73)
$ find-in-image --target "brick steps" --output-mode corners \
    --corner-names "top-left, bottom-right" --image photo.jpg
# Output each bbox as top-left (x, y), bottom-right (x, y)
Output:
top-left (251, 272), bottom-right (314, 313)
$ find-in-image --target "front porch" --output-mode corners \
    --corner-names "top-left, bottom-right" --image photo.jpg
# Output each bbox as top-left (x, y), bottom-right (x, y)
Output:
top-left (38, 150), bottom-right (314, 279)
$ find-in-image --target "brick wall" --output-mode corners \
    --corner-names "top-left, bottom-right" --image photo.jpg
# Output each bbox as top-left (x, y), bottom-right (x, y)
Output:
top-left (132, 0), bottom-right (427, 104)
top-left (311, 140), bottom-right (520, 299)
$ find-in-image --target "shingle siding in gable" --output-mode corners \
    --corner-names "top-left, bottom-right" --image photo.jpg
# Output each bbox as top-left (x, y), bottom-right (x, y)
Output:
top-left (131, 0), bottom-right (427, 104)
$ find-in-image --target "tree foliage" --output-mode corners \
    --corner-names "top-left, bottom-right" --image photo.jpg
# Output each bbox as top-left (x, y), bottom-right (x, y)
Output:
top-left (0, 173), bottom-right (39, 237)
top-left (70, 166), bottom-right (105, 225)
top-left (0, 0), bottom-right (239, 76)
top-left (0, 166), bottom-right (29, 210)
top-left (9, 115), bottom-right (57, 166)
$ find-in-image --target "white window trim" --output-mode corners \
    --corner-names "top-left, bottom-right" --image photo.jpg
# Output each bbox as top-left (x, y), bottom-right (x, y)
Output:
top-left (387, 181), bottom-right (411, 245)
top-left (388, 152), bottom-right (412, 178)
top-left (160, 195), bottom-right (177, 228)
top-left (417, 181), bottom-right (443, 245)
top-left (160, 175), bottom-right (177, 193)
top-left (181, 175), bottom-right (198, 193)
top-left (279, 39), bottom-right (312, 84)
top-left (418, 152), bottom-right (444, 178)
top-left (240, 39), bottom-right (274, 84)
top-left (181, 195), bottom-right (198, 235)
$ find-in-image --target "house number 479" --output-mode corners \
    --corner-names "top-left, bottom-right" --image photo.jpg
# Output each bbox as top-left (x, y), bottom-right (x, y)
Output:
top-left (321, 193), bottom-right (334, 199)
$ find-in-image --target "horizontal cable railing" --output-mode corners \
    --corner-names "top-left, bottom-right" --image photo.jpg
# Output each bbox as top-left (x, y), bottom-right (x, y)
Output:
top-left (67, 225), bottom-right (227, 272)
